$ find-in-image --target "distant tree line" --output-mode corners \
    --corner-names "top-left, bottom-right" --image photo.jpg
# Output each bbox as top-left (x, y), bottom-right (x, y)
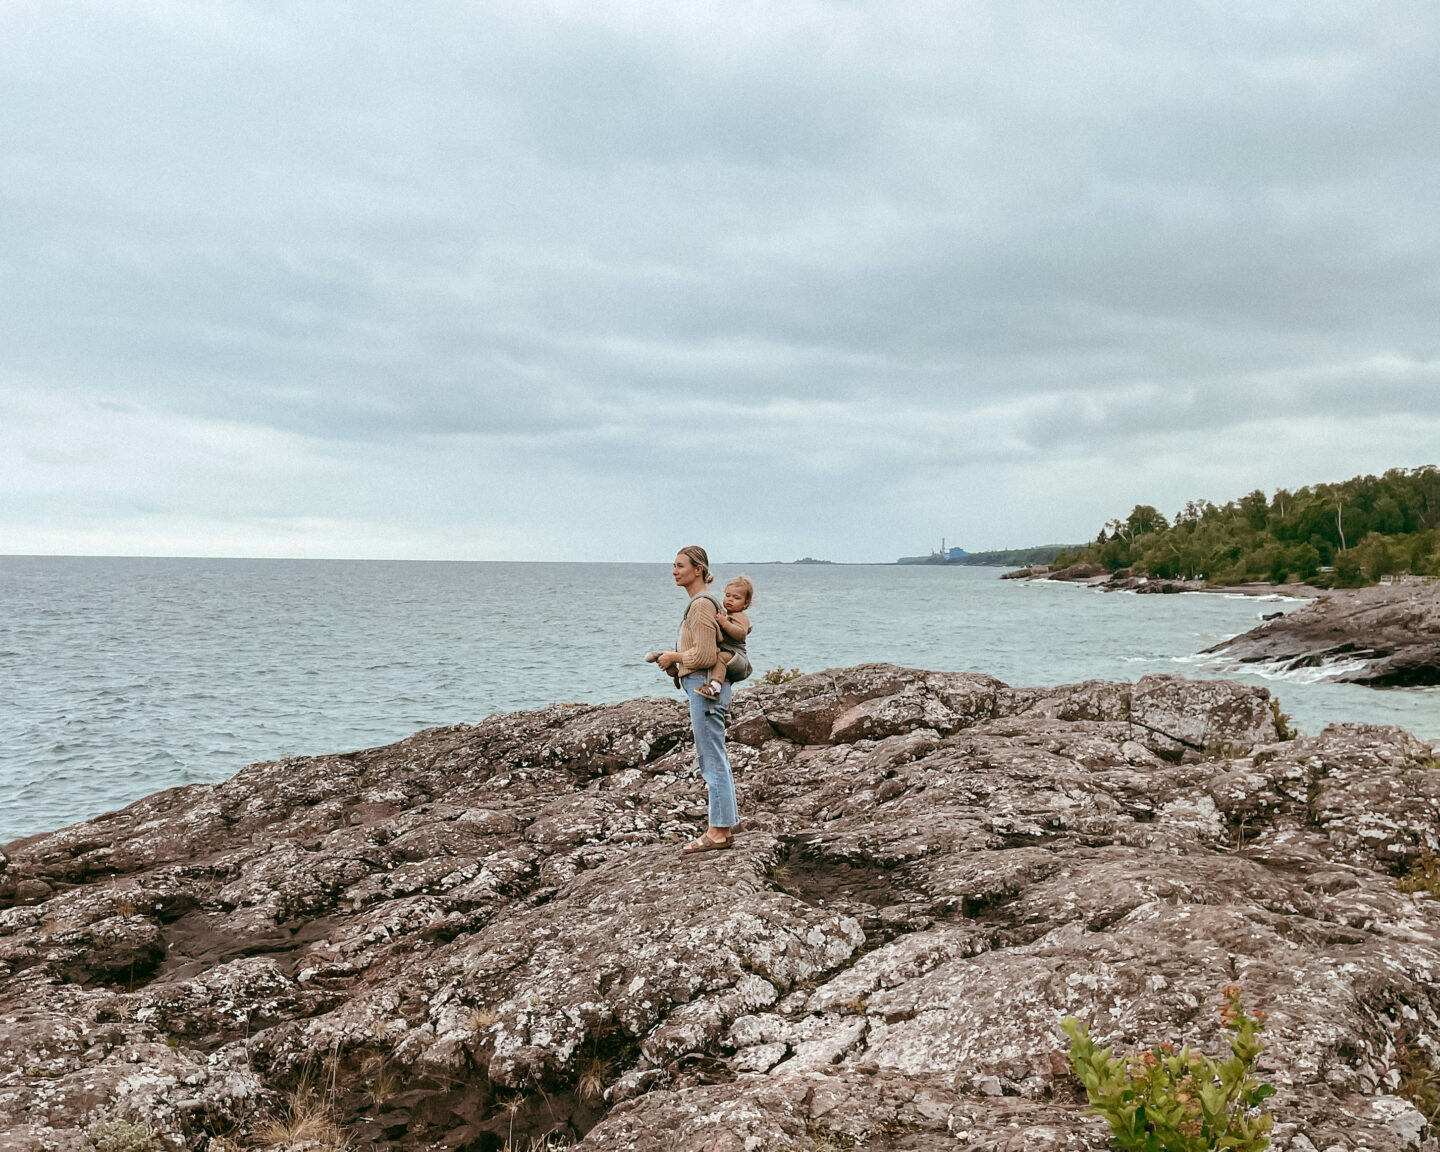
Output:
top-left (949, 545), bottom-right (1076, 567)
top-left (898, 545), bottom-right (1076, 566)
top-left (1052, 466), bottom-right (1440, 587)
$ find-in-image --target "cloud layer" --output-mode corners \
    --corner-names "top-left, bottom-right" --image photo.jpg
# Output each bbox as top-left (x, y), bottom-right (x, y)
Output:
top-left (3, 1), bottom-right (1438, 560)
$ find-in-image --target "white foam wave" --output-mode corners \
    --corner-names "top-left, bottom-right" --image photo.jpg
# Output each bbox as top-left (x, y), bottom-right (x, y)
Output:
top-left (1176, 590), bottom-right (1311, 604)
top-left (1196, 653), bottom-right (1373, 685)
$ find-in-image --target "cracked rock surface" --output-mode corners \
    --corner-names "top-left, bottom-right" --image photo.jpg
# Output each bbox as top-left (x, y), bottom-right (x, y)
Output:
top-left (3, 665), bottom-right (1440, 1151)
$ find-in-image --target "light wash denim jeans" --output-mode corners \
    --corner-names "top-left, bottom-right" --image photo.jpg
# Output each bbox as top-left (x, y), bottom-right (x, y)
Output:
top-left (682, 672), bottom-right (738, 828)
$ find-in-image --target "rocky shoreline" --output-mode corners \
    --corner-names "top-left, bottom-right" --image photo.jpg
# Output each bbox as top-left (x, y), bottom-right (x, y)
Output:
top-left (1004, 566), bottom-right (1440, 687)
top-left (4, 666), bottom-right (1440, 1150)
top-left (1003, 562), bottom-right (1325, 599)
top-left (1205, 582), bottom-right (1440, 688)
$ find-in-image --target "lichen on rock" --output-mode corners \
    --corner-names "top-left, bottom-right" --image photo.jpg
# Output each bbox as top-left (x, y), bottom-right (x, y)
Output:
top-left (2, 664), bottom-right (1439, 1150)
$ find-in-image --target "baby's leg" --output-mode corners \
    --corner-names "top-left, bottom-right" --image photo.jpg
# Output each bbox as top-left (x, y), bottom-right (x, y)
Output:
top-left (698, 653), bottom-right (731, 697)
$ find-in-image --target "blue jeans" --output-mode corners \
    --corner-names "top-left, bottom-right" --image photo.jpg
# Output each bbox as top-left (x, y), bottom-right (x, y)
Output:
top-left (682, 672), bottom-right (738, 828)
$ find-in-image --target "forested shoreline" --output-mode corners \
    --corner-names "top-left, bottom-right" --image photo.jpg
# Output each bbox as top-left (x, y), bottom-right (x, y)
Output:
top-left (898, 545), bottom-right (1075, 567)
top-left (1052, 466), bottom-right (1440, 587)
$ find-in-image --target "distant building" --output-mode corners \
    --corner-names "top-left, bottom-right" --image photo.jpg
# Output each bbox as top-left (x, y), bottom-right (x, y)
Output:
top-left (947, 547), bottom-right (968, 560)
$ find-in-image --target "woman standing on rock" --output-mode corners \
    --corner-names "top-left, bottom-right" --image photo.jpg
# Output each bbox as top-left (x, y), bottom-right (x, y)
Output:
top-left (653, 546), bottom-right (738, 855)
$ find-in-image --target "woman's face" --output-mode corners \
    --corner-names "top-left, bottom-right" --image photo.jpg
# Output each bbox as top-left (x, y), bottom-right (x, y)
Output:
top-left (673, 552), bottom-right (698, 585)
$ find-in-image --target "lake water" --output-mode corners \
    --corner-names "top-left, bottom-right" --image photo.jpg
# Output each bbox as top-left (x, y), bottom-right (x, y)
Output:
top-left (2, 557), bottom-right (1437, 845)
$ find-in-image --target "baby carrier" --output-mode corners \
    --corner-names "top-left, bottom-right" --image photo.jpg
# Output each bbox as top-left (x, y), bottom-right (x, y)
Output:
top-left (677, 594), bottom-right (752, 683)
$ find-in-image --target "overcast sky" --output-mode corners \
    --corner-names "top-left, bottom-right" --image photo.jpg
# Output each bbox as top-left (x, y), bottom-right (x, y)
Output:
top-left (3, 1), bottom-right (1437, 562)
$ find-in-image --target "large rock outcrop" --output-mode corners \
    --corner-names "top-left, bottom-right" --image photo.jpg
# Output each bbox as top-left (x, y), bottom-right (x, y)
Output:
top-left (3, 665), bottom-right (1440, 1151)
top-left (1206, 583), bottom-right (1440, 687)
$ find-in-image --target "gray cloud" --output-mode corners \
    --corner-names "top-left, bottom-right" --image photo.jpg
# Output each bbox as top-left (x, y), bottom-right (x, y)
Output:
top-left (1, 0), bottom-right (1438, 559)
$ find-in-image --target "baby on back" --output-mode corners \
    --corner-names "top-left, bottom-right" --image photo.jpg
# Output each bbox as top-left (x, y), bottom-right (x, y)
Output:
top-left (697, 576), bottom-right (753, 699)
top-left (645, 574), bottom-right (754, 697)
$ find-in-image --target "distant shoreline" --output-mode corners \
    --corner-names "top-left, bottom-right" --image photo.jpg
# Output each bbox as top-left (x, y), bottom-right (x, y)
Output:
top-left (1006, 566), bottom-right (1326, 599)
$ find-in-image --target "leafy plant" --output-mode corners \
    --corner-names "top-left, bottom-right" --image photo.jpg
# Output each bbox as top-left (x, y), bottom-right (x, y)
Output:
top-left (1062, 986), bottom-right (1275, 1151)
top-left (762, 666), bottom-right (802, 684)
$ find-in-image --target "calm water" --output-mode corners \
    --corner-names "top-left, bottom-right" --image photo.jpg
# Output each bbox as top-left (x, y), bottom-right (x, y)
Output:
top-left (2, 557), bottom-right (1437, 844)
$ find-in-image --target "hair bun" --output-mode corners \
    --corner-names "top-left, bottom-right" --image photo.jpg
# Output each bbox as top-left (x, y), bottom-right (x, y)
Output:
top-left (679, 545), bottom-right (713, 584)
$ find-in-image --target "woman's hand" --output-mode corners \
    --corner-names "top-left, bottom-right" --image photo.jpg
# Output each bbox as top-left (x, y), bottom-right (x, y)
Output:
top-left (656, 651), bottom-right (680, 670)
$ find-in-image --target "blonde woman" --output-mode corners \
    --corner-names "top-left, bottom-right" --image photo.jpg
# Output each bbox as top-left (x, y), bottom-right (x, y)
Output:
top-left (653, 545), bottom-right (738, 854)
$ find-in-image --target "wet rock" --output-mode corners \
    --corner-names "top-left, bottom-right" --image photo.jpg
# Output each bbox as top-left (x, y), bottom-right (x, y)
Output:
top-left (1, 665), bottom-right (1438, 1149)
top-left (1206, 582), bottom-right (1440, 687)
top-left (1040, 563), bottom-right (1108, 583)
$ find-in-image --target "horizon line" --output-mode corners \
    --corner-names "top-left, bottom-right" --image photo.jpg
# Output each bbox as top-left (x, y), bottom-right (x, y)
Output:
top-left (0, 552), bottom-right (918, 566)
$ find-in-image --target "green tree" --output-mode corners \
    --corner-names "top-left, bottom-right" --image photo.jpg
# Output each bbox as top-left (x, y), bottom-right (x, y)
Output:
top-left (1058, 466), bottom-right (1440, 588)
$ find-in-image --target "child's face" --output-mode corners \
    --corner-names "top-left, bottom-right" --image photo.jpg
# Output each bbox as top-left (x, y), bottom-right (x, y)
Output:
top-left (723, 586), bottom-right (748, 612)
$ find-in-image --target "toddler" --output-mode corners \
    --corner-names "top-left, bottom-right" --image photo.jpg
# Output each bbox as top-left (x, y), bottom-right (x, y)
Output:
top-left (696, 576), bottom-right (753, 699)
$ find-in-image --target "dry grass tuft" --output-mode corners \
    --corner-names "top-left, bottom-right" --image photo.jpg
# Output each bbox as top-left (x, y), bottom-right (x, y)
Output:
top-left (360, 1050), bottom-right (399, 1108)
top-left (575, 1055), bottom-right (610, 1102)
top-left (803, 1119), bottom-right (860, 1151)
top-left (255, 1077), bottom-right (352, 1152)
top-left (1399, 851), bottom-right (1440, 900)
top-left (470, 1006), bottom-right (498, 1031)
top-left (1395, 1037), bottom-right (1440, 1125)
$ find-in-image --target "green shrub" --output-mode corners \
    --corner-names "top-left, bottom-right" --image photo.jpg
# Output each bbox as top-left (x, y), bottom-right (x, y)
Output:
top-left (1062, 986), bottom-right (1275, 1151)
top-left (761, 667), bottom-right (802, 684)
top-left (1268, 699), bottom-right (1296, 742)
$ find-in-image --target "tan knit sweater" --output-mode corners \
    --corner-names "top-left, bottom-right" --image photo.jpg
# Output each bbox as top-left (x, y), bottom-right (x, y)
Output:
top-left (675, 595), bottom-right (721, 677)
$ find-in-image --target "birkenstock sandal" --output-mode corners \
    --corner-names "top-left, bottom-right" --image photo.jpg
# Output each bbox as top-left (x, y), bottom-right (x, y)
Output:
top-left (682, 832), bottom-right (733, 854)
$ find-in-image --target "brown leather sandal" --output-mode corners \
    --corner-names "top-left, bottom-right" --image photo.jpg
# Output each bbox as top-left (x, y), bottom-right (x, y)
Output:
top-left (682, 831), bottom-right (734, 854)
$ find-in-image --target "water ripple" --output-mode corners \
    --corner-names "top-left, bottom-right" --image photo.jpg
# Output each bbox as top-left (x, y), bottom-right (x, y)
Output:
top-left (2, 557), bottom-right (1436, 844)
